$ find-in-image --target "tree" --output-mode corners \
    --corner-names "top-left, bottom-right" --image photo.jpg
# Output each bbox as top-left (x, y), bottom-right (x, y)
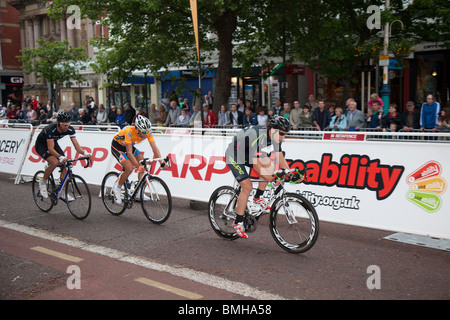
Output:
top-left (18, 38), bottom-right (89, 111)
top-left (48, 0), bottom-right (267, 113)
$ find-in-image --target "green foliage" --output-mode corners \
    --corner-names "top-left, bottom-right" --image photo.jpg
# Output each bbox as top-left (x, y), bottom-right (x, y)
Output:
top-left (17, 38), bottom-right (88, 85)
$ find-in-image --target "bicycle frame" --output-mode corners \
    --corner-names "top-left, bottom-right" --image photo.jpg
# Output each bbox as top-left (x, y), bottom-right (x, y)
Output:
top-left (113, 156), bottom-right (169, 203)
top-left (48, 157), bottom-right (90, 204)
top-left (232, 178), bottom-right (287, 217)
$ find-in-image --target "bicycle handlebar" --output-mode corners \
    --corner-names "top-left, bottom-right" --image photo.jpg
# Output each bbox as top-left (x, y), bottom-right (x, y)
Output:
top-left (272, 168), bottom-right (306, 184)
top-left (140, 156), bottom-right (171, 169)
top-left (59, 156), bottom-right (91, 168)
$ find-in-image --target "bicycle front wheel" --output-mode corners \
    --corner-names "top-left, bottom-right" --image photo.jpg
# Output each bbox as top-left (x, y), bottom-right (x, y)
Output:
top-left (32, 170), bottom-right (54, 212)
top-left (208, 186), bottom-right (240, 240)
top-left (269, 193), bottom-right (319, 253)
top-left (101, 171), bottom-right (126, 216)
top-left (140, 175), bottom-right (172, 224)
top-left (65, 175), bottom-right (91, 220)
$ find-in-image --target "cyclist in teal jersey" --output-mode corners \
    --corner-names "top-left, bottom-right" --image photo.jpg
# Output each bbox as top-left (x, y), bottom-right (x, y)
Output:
top-left (225, 116), bottom-right (302, 238)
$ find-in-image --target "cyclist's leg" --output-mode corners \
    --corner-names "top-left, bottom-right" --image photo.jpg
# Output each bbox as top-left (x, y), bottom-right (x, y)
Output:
top-left (252, 157), bottom-right (275, 207)
top-left (134, 149), bottom-right (145, 181)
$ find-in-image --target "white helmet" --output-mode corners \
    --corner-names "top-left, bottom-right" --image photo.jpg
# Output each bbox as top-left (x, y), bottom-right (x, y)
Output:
top-left (135, 115), bottom-right (152, 133)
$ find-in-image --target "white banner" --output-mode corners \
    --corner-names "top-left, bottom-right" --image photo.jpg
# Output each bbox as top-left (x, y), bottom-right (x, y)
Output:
top-left (0, 126), bottom-right (33, 176)
top-left (20, 127), bottom-right (116, 185)
top-left (18, 128), bottom-right (450, 239)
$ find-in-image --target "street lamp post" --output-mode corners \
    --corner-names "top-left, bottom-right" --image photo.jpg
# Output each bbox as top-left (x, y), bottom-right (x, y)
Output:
top-left (380, 0), bottom-right (390, 114)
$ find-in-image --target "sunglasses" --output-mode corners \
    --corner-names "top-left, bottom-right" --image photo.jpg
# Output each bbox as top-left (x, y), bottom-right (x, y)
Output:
top-left (60, 122), bottom-right (70, 127)
top-left (278, 131), bottom-right (287, 136)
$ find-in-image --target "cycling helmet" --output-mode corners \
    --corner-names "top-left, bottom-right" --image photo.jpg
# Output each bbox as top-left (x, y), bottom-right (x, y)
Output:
top-left (135, 115), bottom-right (152, 133)
top-left (56, 110), bottom-right (70, 123)
top-left (269, 115), bottom-right (290, 132)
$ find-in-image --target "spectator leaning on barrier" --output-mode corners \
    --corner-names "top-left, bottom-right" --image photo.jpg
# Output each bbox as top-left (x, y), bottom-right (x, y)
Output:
top-left (290, 101), bottom-right (302, 130)
top-left (189, 105), bottom-right (201, 127)
top-left (313, 100), bottom-right (331, 131)
top-left (280, 102), bottom-right (291, 120)
top-left (298, 104), bottom-right (313, 128)
top-left (366, 100), bottom-right (383, 130)
top-left (68, 103), bottom-right (79, 122)
top-left (257, 107), bottom-right (268, 126)
top-left (148, 103), bottom-right (158, 125)
top-left (165, 100), bottom-right (181, 127)
top-left (26, 104), bottom-right (37, 123)
top-left (399, 101), bottom-right (420, 131)
top-left (227, 104), bottom-right (243, 128)
top-left (77, 108), bottom-right (90, 125)
top-left (203, 103), bottom-right (217, 128)
top-left (176, 109), bottom-right (190, 126)
top-left (108, 104), bottom-right (117, 123)
top-left (115, 108), bottom-right (126, 128)
top-left (156, 105), bottom-right (168, 126)
top-left (217, 104), bottom-right (228, 126)
top-left (270, 99), bottom-right (283, 116)
top-left (329, 107), bottom-right (347, 131)
top-left (124, 102), bottom-right (136, 126)
top-left (382, 103), bottom-right (402, 131)
top-left (437, 107), bottom-right (450, 132)
top-left (345, 99), bottom-right (366, 131)
top-left (243, 107), bottom-right (258, 127)
top-left (420, 94), bottom-right (441, 131)
top-left (16, 104), bottom-right (26, 121)
top-left (96, 104), bottom-right (108, 125)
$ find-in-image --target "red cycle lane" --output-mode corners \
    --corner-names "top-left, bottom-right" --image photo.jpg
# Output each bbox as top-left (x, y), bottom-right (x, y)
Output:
top-left (0, 227), bottom-right (254, 300)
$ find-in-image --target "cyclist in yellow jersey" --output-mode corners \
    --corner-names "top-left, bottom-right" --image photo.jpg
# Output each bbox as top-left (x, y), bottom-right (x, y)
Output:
top-left (111, 115), bottom-right (166, 204)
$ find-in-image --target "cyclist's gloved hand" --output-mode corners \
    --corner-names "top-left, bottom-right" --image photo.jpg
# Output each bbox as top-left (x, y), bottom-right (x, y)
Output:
top-left (83, 151), bottom-right (92, 158)
top-left (58, 155), bottom-right (67, 163)
top-left (289, 170), bottom-right (306, 183)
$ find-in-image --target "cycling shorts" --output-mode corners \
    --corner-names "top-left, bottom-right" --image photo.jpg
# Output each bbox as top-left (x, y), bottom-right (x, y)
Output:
top-left (35, 141), bottom-right (65, 160)
top-left (111, 139), bottom-right (142, 164)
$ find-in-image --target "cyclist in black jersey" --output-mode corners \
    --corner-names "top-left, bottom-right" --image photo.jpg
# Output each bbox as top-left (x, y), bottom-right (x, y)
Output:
top-left (35, 110), bottom-right (91, 199)
top-left (225, 116), bottom-right (302, 238)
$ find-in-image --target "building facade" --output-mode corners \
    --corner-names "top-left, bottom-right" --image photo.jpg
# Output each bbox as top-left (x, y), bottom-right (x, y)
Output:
top-left (1, 0), bottom-right (23, 106)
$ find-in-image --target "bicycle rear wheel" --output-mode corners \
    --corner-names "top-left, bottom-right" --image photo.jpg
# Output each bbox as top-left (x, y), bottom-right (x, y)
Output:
top-left (32, 170), bottom-right (54, 212)
top-left (140, 175), bottom-right (172, 224)
top-left (269, 193), bottom-right (319, 253)
top-left (65, 175), bottom-right (91, 220)
top-left (101, 171), bottom-right (127, 216)
top-left (208, 186), bottom-right (240, 240)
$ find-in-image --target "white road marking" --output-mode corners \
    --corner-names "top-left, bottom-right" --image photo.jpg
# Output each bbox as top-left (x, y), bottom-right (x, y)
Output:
top-left (0, 219), bottom-right (286, 300)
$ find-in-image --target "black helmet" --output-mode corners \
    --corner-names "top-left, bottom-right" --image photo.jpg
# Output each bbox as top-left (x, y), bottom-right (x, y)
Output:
top-left (56, 110), bottom-right (70, 123)
top-left (269, 115), bottom-right (290, 132)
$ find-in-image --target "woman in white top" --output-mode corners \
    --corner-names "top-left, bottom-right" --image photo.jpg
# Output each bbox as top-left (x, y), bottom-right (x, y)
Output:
top-left (257, 107), bottom-right (268, 126)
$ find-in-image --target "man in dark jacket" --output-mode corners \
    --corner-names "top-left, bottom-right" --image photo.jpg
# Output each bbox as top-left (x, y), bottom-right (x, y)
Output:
top-left (400, 101), bottom-right (420, 131)
top-left (124, 102), bottom-right (136, 126)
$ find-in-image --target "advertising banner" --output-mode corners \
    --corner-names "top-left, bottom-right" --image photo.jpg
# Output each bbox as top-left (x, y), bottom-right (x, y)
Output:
top-left (0, 126), bottom-right (32, 176)
top-left (18, 128), bottom-right (450, 239)
top-left (20, 128), bottom-right (116, 185)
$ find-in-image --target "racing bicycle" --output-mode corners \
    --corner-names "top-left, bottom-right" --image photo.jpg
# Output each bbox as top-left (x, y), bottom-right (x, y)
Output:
top-left (208, 168), bottom-right (319, 253)
top-left (32, 157), bottom-right (92, 220)
top-left (101, 157), bottom-right (172, 224)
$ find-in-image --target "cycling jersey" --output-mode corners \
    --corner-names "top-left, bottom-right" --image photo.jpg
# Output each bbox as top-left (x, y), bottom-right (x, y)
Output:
top-left (35, 123), bottom-right (76, 160)
top-left (113, 126), bottom-right (155, 146)
top-left (111, 126), bottom-right (154, 164)
top-left (225, 125), bottom-right (282, 182)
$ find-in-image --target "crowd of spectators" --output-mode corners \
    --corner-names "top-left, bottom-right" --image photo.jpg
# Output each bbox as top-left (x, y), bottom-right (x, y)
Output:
top-left (2, 91), bottom-right (449, 135)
